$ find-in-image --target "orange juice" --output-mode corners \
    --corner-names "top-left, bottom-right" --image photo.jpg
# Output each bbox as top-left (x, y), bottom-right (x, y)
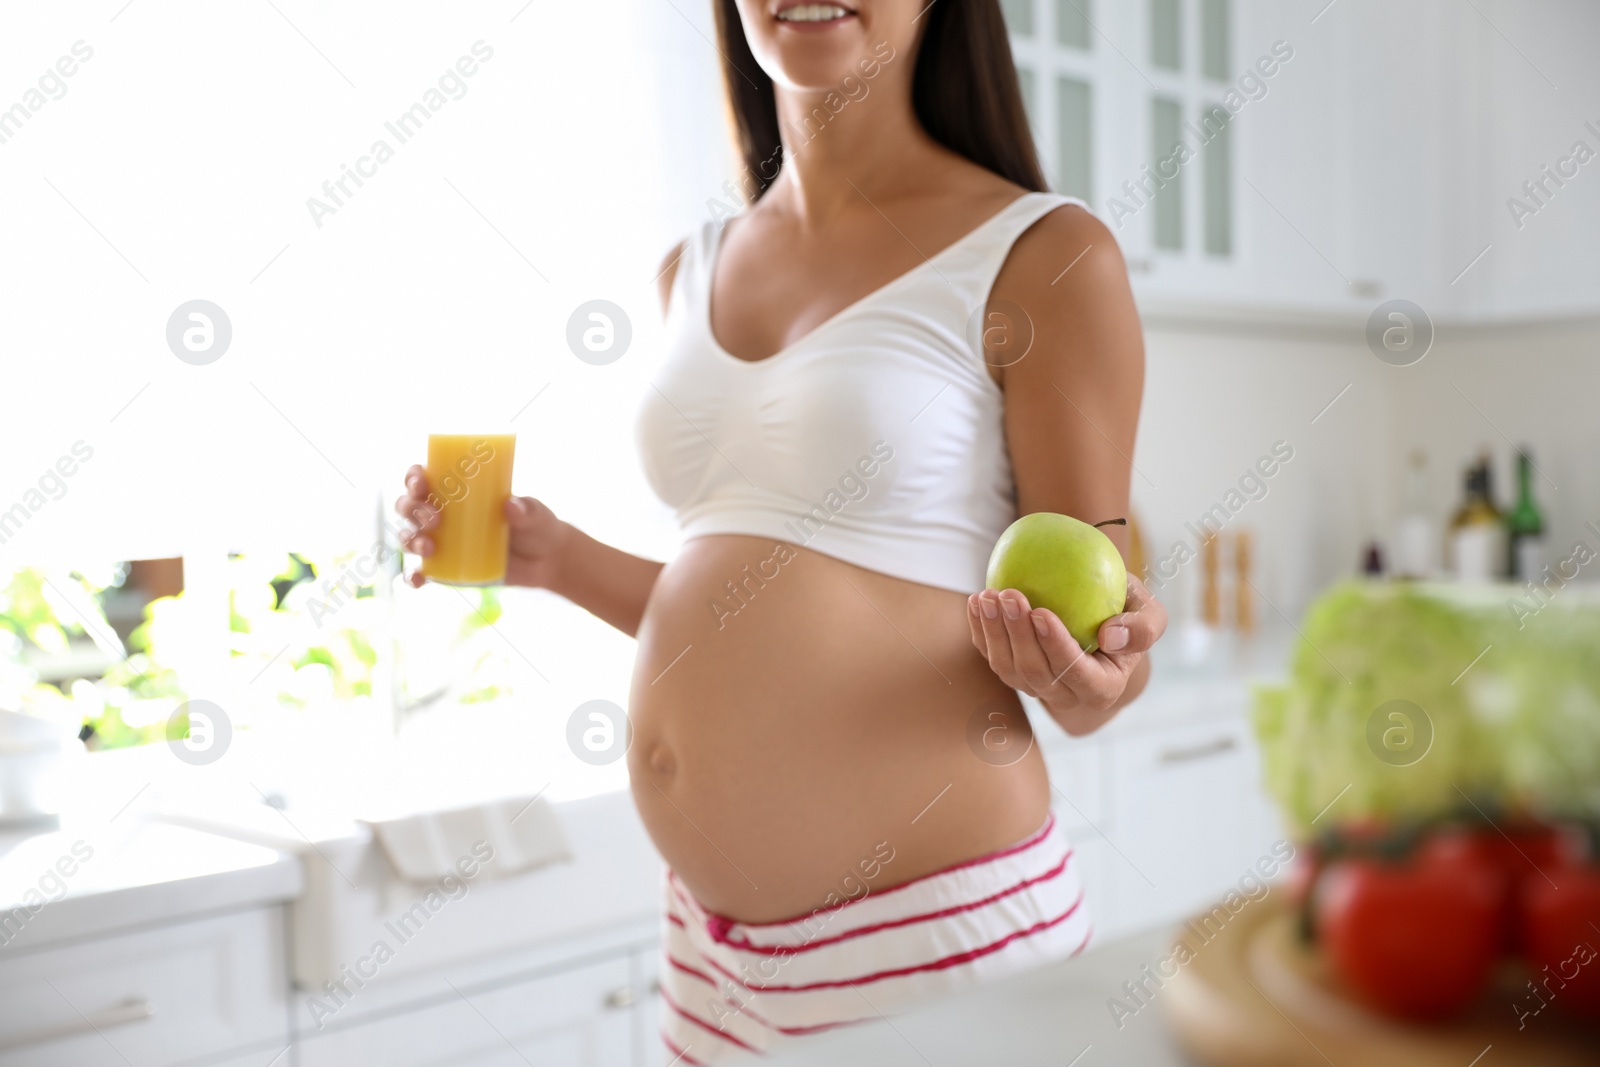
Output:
top-left (420, 434), bottom-right (516, 586)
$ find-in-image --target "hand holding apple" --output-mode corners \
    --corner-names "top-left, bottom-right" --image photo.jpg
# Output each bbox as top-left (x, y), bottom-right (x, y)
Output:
top-left (967, 512), bottom-right (1167, 735)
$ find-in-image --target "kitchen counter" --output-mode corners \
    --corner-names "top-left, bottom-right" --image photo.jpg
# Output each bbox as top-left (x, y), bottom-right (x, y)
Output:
top-left (0, 716), bottom-right (662, 988)
top-left (0, 818), bottom-right (300, 953)
top-left (772, 923), bottom-right (1199, 1066)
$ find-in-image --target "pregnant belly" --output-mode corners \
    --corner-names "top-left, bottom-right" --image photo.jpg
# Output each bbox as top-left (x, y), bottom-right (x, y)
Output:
top-left (628, 534), bottom-right (1049, 923)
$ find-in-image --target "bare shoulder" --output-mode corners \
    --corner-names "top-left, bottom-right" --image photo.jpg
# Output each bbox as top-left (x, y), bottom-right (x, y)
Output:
top-left (998, 202), bottom-right (1128, 299)
top-left (991, 202), bottom-right (1142, 384)
top-left (655, 240), bottom-right (688, 317)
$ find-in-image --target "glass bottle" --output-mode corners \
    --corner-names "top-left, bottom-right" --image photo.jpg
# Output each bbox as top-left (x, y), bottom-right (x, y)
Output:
top-left (1394, 450), bottom-right (1437, 579)
top-left (1447, 453), bottom-right (1505, 583)
top-left (1507, 448), bottom-right (1546, 583)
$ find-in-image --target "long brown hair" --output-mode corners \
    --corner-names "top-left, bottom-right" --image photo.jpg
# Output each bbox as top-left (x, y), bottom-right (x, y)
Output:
top-left (711, 0), bottom-right (1048, 198)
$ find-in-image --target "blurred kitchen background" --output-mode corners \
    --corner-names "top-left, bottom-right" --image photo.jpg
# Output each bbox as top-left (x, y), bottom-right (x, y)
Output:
top-left (2, 0), bottom-right (1598, 1064)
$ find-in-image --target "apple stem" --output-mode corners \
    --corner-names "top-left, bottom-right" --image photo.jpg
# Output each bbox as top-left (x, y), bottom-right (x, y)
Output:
top-left (1093, 517), bottom-right (1128, 528)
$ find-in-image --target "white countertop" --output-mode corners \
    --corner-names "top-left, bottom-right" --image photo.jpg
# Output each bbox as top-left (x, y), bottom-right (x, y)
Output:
top-left (0, 818), bottom-right (301, 953)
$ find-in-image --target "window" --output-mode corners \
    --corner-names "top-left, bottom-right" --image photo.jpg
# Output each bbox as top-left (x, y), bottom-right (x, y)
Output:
top-left (4, 6), bottom-right (694, 795)
top-left (1006, 0), bottom-right (1103, 203)
top-left (1006, 0), bottom-right (1237, 264)
top-left (1001, 0), bottom-right (1035, 36)
top-left (1056, 77), bottom-right (1093, 202)
top-left (1143, 0), bottom-right (1233, 258)
top-left (1201, 0), bottom-right (1230, 79)
top-left (1150, 0), bottom-right (1181, 71)
top-left (1202, 102), bottom-right (1233, 255)
top-left (1056, 0), bottom-right (1091, 49)
top-left (1151, 97), bottom-right (1184, 250)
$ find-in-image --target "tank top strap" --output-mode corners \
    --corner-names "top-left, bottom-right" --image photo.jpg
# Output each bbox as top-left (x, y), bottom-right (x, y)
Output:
top-left (953, 192), bottom-right (1090, 300)
top-left (666, 216), bottom-right (724, 315)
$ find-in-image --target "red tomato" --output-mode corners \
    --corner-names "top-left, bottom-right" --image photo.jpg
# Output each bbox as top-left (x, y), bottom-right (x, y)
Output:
top-left (1518, 839), bottom-right (1600, 1022)
top-left (1487, 822), bottom-right (1565, 876)
top-left (1318, 833), bottom-right (1505, 1019)
top-left (1481, 823), bottom-right (1565, 953)
top-left (1423, 828), bottom-right (1512, 955)
top-left (1422, 823), bottom-right (1567, 956)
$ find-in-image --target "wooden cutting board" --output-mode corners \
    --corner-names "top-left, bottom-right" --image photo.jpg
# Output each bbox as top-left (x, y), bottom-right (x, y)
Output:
top-left (1161, 897), bottom-right (1597, 1066)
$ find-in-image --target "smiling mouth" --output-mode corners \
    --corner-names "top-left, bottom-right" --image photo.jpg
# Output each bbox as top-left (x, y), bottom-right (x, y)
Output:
top-left (775, 3), bottom-right (857, 25)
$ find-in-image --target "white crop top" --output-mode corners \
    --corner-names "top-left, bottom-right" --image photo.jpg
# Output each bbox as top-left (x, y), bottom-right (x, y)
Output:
top-left (636, 192), bottom-right (1084, 595)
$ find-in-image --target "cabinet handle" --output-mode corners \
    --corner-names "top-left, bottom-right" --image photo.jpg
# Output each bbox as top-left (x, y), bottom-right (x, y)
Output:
top-left (0, 997), bottom-right (154, 1052)
top-left (1157, 737), bottom-right (1237, 764)
top-left (602, 986), bottom-right (636, 1010)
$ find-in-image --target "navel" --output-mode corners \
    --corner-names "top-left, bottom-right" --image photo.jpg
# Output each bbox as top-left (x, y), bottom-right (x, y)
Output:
top-left (646, 741), bottom-right (677, 778)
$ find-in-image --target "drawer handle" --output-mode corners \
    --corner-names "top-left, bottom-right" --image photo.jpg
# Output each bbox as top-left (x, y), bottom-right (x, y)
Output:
top-left (1157, 737), bottom-right (1237, 764)
top-left (0, 997), bottom-right (154, 1053)
top-left (602, 986), bottom-right (636, 1010)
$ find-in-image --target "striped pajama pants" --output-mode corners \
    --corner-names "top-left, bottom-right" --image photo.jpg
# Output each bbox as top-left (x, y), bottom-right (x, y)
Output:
top-left (658, 815), bottom-right (1091, 1064)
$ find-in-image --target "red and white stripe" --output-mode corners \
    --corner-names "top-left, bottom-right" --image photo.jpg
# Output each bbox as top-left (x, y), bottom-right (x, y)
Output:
top-left (658, 816), bottom-right (1090, 1063)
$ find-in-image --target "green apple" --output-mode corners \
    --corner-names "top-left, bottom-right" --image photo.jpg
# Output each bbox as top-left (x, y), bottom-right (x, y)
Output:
top-left (985, 513), bottom-right (1128, 652)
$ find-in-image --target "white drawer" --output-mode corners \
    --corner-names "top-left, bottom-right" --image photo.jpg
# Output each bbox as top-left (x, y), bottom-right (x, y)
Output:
top-left (0, 907), bottom-right (289, 1067)
top-left (1106, 715), bottom-right (1266, 925)
top-left (298, 954), bottom-right (635, 1067)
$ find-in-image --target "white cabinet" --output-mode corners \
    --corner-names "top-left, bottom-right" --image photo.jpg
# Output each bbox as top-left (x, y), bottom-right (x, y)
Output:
top-left (0, 907), bottom-right (289, 1067)
top-left (298, 955), bottom-right (638, 1067)
top-left (631, 947), bottom-right (663, 1067)
top-left (1007, 0), bottom-right (1600, 318)
top-left (1042, 706), bottom-right (1285, 943)
top-left (0, 903), bottom-right (664, 1067)
top-left (1106, 716), bottom-right (1280, 929)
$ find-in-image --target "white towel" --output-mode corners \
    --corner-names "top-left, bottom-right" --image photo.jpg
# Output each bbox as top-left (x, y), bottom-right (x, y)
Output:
top-left (364, 794), bottom-right (572, 884)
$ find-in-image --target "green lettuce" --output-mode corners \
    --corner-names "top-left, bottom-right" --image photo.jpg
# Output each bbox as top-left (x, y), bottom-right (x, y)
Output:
top-left (1252, 580), bottom-right (1600, 834)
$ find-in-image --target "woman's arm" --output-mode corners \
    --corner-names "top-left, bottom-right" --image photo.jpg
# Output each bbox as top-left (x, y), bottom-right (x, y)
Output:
top-left (537, 515), bottom-right (664, 636)
top-left (967, 203), bottom-right (1167, 735)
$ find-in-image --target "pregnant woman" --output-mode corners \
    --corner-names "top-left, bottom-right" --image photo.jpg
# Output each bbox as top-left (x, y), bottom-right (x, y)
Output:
top-left (399, 0), bottom-right (1162, 1060)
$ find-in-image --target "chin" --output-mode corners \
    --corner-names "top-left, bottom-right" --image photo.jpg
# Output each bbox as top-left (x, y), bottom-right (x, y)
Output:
top-left (739, 1), bottom-right (888, 91)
